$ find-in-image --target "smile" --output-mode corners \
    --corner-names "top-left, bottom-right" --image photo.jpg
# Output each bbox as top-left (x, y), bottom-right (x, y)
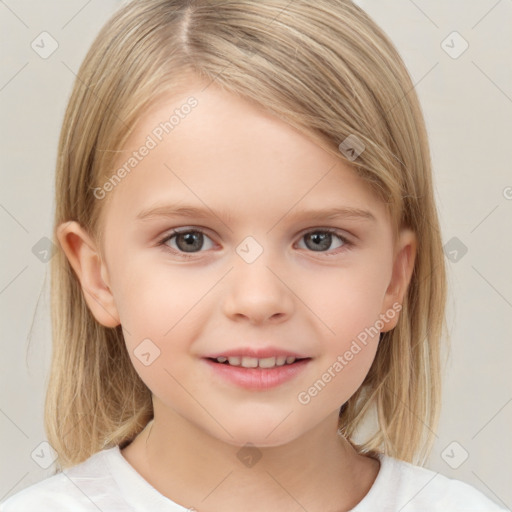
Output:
top-left (204, 357), bottom-right (312, 390)
top-left (211, 355), bottom-right (305, 369)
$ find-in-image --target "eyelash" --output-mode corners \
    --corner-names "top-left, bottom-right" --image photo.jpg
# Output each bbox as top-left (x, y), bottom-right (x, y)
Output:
top-left (157, 227), bottom-right (353, 260)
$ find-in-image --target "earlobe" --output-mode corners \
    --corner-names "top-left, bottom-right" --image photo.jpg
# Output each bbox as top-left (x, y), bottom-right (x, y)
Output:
top-left (56, 221), bottom-right (120, 328)
top-left (380, 228), bottom-right (417, 332)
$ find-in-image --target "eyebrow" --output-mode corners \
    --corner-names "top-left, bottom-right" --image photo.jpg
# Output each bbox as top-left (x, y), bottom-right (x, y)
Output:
top-left (136, 204), bottom-right (376, 224)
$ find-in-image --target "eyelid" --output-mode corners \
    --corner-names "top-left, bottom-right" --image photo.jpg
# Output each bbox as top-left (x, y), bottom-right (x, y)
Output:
top-left (159, 226), bottom-right (212, 243)
top-left (295, 226), bottom-right (352, 243)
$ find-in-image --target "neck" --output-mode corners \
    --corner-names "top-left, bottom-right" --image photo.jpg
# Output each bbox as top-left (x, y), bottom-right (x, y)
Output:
top-left (121, 404), bottom-right (379, 512)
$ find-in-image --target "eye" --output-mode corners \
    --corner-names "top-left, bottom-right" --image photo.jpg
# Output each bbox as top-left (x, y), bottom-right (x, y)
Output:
top-left (158, 227), bottom-right (352, 259)
top-left (159, 228), bottom-right (215, 257)
top-left (296, 229), bottom-right (351, 253)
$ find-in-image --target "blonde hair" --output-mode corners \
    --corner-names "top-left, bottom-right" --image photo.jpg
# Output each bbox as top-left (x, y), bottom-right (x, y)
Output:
top-left (48, 0), bottom-right (447, 469)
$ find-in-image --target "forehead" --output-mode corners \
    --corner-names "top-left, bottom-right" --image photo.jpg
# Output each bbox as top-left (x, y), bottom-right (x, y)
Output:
top-left (100, 82), bottom-right (388, 228)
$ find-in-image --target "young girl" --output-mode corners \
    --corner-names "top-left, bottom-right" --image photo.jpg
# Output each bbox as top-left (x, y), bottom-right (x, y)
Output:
top-left (1, 0), bottom-right (506, 510)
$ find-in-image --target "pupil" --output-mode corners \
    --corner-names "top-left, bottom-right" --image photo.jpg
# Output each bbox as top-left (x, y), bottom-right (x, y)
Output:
top-left (307, 232), bottom-right (331, 251)
top-left (177, 232), bottom-right (203, 252)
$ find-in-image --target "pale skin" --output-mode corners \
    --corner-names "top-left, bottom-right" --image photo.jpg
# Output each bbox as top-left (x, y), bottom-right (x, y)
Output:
top-left (58, 78), bottom-right (416, 512)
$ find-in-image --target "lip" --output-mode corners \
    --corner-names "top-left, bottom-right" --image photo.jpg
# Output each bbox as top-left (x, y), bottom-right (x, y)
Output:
top-left (203, 357), bottom-right (311, 390)
top-left (204, 347), bottom-right (310, 359)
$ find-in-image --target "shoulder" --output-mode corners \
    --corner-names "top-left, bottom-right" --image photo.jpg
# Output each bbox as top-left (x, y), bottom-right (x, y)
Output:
top-left (373, 454), bottom-right (508, 511)
top-left (0, 448), bottom-right (124, 512)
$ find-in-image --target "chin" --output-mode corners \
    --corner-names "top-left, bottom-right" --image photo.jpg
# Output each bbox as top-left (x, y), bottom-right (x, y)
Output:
top-left (208, 418), bottom-right (305, 449)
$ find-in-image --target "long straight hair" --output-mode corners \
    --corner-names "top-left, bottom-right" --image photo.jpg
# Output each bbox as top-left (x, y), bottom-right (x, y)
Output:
top-left (48, 0), bottom-right (447, 469)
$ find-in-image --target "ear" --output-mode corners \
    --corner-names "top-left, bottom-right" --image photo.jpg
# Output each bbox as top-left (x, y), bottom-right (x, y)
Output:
top-left (56, 221), bottom-right (120, 328)
top-left (380, 228), bottom-right (417, 332)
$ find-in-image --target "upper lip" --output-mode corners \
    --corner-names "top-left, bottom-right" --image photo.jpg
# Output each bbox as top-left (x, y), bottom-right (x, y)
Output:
top-left (204, 347), bottom-right (311, 359)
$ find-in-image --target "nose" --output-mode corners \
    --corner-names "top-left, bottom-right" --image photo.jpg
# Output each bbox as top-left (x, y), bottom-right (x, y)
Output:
top-left (222, 251), bottom-right (295, 325)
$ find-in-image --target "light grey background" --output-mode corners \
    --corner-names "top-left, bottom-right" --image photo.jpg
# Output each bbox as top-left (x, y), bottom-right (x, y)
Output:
top-left (1, 0), bottom-right (511, 507)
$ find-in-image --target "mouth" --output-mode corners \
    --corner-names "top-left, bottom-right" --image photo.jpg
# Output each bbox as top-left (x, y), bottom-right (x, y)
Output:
top-left (206, 355), bottom-right (311, 369)
top-left (203, 355), bottom-right (312, 390)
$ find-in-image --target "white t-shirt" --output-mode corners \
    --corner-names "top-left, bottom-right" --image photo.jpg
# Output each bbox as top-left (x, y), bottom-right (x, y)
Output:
top-left (0, 446), bottom-right (507, 511)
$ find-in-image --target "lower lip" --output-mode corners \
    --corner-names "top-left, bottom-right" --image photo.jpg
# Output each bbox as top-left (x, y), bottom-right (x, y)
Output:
top-left (203, 358), bottom-right (311, 390)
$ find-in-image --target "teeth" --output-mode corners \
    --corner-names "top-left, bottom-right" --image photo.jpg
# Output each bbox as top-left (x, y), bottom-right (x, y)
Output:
top-left (215, 355), bottom-right (300, 368)
top-left (241, 356), bottom-right (259, 368)
top-left (258, 357), bottom-right (276, 368)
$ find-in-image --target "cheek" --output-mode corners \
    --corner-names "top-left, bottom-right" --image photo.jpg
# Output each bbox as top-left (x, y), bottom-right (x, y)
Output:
top-left (299, 276), bottom-right (384, 411)
top-left (313, 256), bottom-right (393, 339)
top-left (111, 262), bottom-right (211, 399)
top-left (110, 255), bottom-right (218, 373)
top-left (111, 250), bottom-right (209, 332)
top-left (302, 255), bottom-right (392, 393)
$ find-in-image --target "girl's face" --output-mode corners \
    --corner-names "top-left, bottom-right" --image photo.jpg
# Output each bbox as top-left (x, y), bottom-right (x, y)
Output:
top-left (61, 79), bottom-right (415, 447)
